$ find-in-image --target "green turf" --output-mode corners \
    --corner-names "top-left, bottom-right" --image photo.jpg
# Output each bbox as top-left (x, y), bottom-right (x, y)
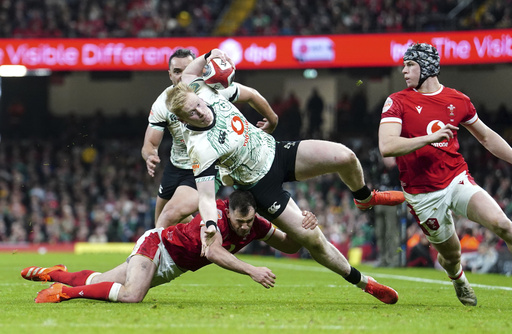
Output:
top-left (1, 252), bottom-right (511, 333)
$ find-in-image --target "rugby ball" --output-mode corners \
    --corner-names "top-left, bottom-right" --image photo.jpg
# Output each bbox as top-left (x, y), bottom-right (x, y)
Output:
top-left (203, 57), bottom-right (235, 90)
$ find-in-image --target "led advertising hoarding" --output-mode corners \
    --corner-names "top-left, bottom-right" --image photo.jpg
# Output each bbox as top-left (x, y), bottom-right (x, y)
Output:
top-left (0, 29), bottom-right (510, 71)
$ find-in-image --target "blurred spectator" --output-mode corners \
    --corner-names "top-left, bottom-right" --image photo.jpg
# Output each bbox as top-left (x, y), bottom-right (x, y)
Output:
top-left (407, 231), bottom-right (435, 268)
top-left (306, 88), bottom-right (325, 138)
top-left (0, 0), bottom-right (507, 39)
top-left (460, 227), bottom-right (481, 252)
top-left (461, 241), bottom-right (499, 274)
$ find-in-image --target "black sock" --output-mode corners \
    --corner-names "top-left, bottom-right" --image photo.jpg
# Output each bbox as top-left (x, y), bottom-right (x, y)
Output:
top-left (351, 186), bottom-right (371, 201)
top-left (344, 266), bottom-right (362, 285)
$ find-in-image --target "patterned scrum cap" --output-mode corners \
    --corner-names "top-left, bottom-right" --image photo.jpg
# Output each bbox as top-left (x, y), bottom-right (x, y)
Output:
top-left (403, 43), bottom-right (440, 82)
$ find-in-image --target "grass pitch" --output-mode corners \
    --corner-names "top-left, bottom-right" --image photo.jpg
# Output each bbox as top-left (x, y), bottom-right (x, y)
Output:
top-left (1, 252), bottom-right (511, 333)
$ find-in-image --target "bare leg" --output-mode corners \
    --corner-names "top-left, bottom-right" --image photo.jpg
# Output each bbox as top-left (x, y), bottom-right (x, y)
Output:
top-left (431, 233), bottom-right (462, 277)
top-left (90, 255), bottom-right (156, 303)
top-left (273, 198), bottom-right (351, 276)
top-left (466, 190), bottom-right (512, 248)
top-left (155, 185), bottom-right (198, 228)
top-left (294, 140), bottom-right (365, 191)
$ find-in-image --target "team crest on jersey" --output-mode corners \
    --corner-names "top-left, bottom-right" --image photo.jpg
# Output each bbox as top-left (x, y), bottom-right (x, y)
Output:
top-left (382, 97), bottom-right (393, 113)
top-left (446, 104), bottom-right (456, 116)
top-left (190, 82), bottom-right (200, 93)
top-left (217, 209), bottom-right (223, 220)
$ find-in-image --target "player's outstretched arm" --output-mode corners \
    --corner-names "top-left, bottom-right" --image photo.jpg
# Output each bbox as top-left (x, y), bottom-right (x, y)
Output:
top-left (141, 125), bottom-right (164, 177)
top-left (204, 233), bottom-right (276, 289)
top-left (237, 84), bottom-right (278, 134)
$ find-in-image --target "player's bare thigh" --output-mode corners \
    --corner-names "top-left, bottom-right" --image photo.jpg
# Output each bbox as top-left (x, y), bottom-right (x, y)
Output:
top-left (156, 185), bottom-right (199, 227)
top-left (467, 190), bottom-right (512, 242)
top-left (272, 198), bottom-right (320, 242)
top-left (294, 140), bottom-right (357, 180)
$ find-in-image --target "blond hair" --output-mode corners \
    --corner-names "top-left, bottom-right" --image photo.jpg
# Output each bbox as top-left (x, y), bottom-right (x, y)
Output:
top-left (165, 82), bottom-right (194, 118)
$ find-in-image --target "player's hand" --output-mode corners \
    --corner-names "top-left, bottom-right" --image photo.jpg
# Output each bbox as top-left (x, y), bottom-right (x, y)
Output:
top-left (430, 124), bottom-right (459, 143)
top-left (200, 225), bottom-right (218, 257)
top-left (249, 267), bottom-right (276, 289)
top-left (301, 210), bottom-right (318, 230)
top-left (145, 154), bottom-right (160, 177)
top-left (207, 49), bottom-right (236, 69)
top-left (256, 118), bottom-right (277, 134)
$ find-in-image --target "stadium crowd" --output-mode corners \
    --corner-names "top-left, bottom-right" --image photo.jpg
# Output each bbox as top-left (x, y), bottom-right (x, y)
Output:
top-left (0, 0), bottom-right (510, 39)
top-left (1, 0), bottom-right (511, 273)
top-left (1, 96), bottom-right (512, 273)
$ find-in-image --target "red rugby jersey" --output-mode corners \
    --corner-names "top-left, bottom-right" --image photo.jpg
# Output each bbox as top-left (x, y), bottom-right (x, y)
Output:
top-left (380, 85), bottom-right (478, 194)
top-left (161, 199), bottom-right (275, 271)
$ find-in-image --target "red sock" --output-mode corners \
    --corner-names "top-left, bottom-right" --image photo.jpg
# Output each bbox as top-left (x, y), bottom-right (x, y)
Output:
top-left (62, 282), bottom-right (115, 301)
top-left (50, 270), bottom-right (96, 286)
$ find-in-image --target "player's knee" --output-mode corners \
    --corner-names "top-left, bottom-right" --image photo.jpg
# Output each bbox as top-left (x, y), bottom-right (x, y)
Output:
top-left (117, 289), bottom-right (146, 303)
top-left (340, 148), bottom-right (358, 168)
top-left (302, 229), bottom-right (327, 253)
top-left (492, 217), bottom-right (512, 239)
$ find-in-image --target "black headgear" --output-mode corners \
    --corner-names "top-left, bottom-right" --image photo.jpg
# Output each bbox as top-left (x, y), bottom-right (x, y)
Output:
top-left (403, 43), bottom-right (440, 89)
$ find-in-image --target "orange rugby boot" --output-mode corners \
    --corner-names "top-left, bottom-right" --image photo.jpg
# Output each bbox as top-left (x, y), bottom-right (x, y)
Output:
top-left (354, 190), bottom-right (405, 210)
top-left (21, 264), bottom-right (67, 282)
top-left (35, 283), bottom-right (70, 303)
top-left (363, 276), bottom-right (399, 304)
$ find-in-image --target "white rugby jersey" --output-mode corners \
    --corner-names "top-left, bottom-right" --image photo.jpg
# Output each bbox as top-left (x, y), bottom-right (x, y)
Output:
top-left (182, 78), bottom-right (276, 186)
top-left (148, 83), bottom-right (241, 169)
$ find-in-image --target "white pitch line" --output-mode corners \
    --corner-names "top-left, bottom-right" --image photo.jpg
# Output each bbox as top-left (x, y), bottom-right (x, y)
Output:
top-left (246, 259), bottom-right (512, 291)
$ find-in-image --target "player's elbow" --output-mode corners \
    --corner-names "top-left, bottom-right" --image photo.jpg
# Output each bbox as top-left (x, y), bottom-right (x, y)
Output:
top-left (379, 142), bottom-right (395, 157)
top-left (204, 245), bottom-right (222, 263)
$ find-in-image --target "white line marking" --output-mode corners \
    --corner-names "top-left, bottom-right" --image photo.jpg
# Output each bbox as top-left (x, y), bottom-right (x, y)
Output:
top-left (246, 259), bottom-right (512, 291)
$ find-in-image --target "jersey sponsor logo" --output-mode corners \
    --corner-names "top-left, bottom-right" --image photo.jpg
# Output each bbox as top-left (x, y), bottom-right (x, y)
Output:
top-left (195, 175), bottom-right (215, 183)
top-left (192, 161), bottom-right (200, 173)
top-left (427, 120), bottom-right (450, 148)
top-left (426, 120), bottom-right (445, 134)
top-left (382, 97), bottom-right (393, 113)
top-left (231, 116), bottom-right (244, 135)
top-left (415, 106), bottom-right (423, 114)
top-left (268, 201), bottom-right (281, 215)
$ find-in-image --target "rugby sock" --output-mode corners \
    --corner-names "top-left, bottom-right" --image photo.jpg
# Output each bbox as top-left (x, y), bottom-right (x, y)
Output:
top-left (447, 267), bottom-right (467, 284)
top-left (50, 269), bottom-right (97, 287)
top-left (61, 282), bottom-right (118, 301)
top-left (351, 186), bottom-right (372, 202)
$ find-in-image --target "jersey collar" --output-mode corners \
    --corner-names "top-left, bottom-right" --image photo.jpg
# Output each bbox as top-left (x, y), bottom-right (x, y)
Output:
top-left (413, 84), bottom-right (444, 96)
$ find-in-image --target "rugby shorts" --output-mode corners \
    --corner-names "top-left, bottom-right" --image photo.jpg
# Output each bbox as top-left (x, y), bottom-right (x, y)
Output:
top-left (129, 227), bottom-right (186, 287)
top-left (237, 141), bottom-right (300, 221)
top-left (404, 171), bottom-right (482, 244)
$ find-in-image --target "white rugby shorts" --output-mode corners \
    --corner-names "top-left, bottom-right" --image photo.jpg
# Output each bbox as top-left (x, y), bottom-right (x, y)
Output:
top-left (129, 227), bottom-right (186, 287)
top-left (404, 171), bottom-right (482, 244)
